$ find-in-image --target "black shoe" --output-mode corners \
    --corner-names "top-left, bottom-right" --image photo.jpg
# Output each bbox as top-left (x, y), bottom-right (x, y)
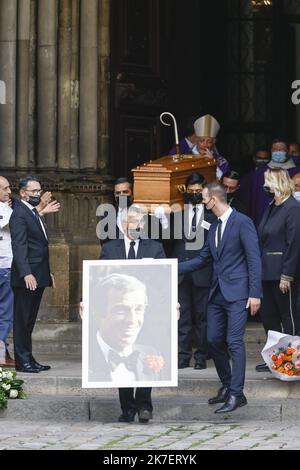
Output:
top-left (138, 409), bottom-right (152, 424)
top-left (255, 363), bottom-right (270, 373)
top-left (215, 394), bottom-right (247, 414)
top-left (32, 362), bottom-right (51, 371)
top-left (208, 386), bottom-right (230, 405)
top-left (178, 359), bottom-right (190, 369)
top-left (118, 411), bottom-right (136, 423)
top-left (194, 360), bottom-right (207, 370)
top-left (15, 363), bottom-right (40, 373)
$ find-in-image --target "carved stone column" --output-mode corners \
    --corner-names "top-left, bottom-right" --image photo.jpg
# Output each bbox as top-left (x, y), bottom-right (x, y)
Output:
top-left (37, 0), bottom-right (57, 169)
top-left (70, 0), bottom-right (80, 169)
top-left (98, 0), bottom-right (110, 172)
top-left (57, 0), bottom-right (72, 170)
top-left (80, 0), bottom-right (98, 170)
top-left (16, 0), bottom-right (31, 169)
top-left (0, 0), bottom-right (17, 168)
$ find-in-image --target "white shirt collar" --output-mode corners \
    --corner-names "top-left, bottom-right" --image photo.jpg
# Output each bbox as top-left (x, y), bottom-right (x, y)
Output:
top-left (96, 331), bottom-right (133, 362)
top-left (219, 206), bottom-right (233, 223)
top-left (124, 234), bottom-right (140, 246)
top-left (21, 200), bottom-right (36, 211)
top-left (268, 159), bottom-right (296, 170)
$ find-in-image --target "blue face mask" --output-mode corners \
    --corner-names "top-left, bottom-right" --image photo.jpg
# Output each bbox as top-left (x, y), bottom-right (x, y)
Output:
top-left (272, 151), bottom-right (287, 163)
top-left (294, 192), bottom-right (300, 203)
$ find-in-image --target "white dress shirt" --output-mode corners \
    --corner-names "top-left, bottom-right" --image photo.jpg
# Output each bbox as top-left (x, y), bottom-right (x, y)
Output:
top-left (21, 200), bottom-right (48, 240)
top-left (116, 208), bottom-right (126, 234)
top-left (97, 331), bottom-right (136, 383)
top-left (0, 202), bottom-right (13, 269)
top-left (124, 235), bottom-right (140, 258)
top-left (215, 206), bottom-right (233, 248)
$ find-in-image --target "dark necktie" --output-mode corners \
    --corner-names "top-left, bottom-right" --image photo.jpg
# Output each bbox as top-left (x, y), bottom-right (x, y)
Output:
top-left (128, 241), bottom-right (136, 259)
top-left (191, 207), bottom-right (197, 233)
top-left (108, 349), bottom-right (140, 372)
top-left (217, 218), bottom-right (222, 255)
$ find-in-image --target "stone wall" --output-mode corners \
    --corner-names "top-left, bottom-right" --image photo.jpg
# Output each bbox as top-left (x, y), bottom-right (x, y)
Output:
top-left (0, 0), bottom-right (114, 334)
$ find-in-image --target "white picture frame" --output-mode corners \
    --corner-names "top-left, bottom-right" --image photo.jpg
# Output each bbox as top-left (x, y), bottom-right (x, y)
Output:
top-left (82, 259), bottom-right (178, 389)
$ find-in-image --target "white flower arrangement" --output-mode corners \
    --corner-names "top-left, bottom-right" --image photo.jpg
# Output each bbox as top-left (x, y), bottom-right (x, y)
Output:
top-left (0, 367), bottom-right (26, 410)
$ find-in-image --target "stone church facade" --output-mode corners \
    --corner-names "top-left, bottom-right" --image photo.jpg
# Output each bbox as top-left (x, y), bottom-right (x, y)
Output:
top-left (1, 0), bottom-right (300, 352)
top-left (0, 1), bottom-right (113, 349)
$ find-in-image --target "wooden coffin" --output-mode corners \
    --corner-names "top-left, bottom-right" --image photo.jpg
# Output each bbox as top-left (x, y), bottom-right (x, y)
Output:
top-left (132, 155), bottom-right (217, 211)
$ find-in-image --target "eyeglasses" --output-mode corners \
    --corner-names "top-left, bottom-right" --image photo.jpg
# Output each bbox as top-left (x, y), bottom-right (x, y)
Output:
top-left (24, 189), bottom-right (43, 196)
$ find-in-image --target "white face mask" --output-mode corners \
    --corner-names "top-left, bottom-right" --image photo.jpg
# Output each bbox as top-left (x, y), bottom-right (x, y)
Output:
top-left (294, 192), bottom-right (300, 203)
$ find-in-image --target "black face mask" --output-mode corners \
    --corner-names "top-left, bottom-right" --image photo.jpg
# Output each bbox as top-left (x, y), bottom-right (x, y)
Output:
top-left (253, 158), bottom-right (270, 167)
top-left (184, 193), bottom-right (203, 206)
top-left (115, 195), bottom-right (133, 209)
top-left (28, 196), bottom-right (41, 207)
top-left (263, 186), bottom-right (275, 199)
top-left (204, 198), bottom-right (215, 213)
top-left (226, 191), bottom-right (237, 204)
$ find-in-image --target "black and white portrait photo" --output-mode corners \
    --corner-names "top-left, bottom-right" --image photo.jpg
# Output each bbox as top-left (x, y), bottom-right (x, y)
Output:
top-left (82, 259), bottom-right (178, 388)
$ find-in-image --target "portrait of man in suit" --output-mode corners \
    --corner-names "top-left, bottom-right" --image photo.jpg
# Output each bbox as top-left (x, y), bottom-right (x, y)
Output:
top-left (83, 261), bottom-right (177, 388)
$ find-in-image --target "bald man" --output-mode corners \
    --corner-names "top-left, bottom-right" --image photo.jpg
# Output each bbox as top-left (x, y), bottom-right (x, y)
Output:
top-left (0, 176), bottom-right (15, 367)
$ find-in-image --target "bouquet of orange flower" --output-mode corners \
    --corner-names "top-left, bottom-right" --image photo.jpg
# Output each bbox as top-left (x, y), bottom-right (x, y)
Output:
top-left (261, 330), bottom-right (300, 381)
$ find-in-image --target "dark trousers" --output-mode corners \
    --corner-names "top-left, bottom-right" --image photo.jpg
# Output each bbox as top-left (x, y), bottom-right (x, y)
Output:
top-left (260, 281), bottom-right (299, 335)
top-left (178, 277), bottom-right (209, 362)
top-left (13, 287), bottom-right (45, 365)
top-left (118, 387), bottom-right (152, 414)
top-left (207, 287), bottom-right (248, 397)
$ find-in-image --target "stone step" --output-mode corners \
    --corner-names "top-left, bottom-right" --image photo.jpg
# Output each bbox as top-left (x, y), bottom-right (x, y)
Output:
top-left (7, 322), bottom-right (266, 358)
top-left (15, 357), bottom-right (300, 399)
top-left (0, 395), bottom-right (297, 423)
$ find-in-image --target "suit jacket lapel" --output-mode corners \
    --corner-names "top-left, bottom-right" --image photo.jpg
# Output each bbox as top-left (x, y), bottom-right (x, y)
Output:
top-left (116, 239), bottom-right (127, 259)
top-left (137, 239), bottom-right (147, 259)
top-left (20, 202), bottom-right (47, 239)
top-left (217, 210), bottom-right (236, 258)
top-left (258, 204), bottom-right (272, 233)
top-left (209, 221), bottom-right (218, 259)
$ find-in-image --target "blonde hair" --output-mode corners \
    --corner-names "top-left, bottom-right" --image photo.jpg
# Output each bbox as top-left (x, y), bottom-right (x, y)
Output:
top-left (264, 168), bottom-right (295, 200)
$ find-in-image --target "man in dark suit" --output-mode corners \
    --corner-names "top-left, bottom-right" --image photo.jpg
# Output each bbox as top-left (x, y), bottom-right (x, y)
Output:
top-left (98, 177), bottom-right (163, 245)
top-left (179, 182), bottom-right (262, 413)
top-left (221, 170), bottom-right (248, 215)
top-left (171, 173), bottom-right (216, 370)
top-left (99, 204), bottom-right (166, 423)
top-left (9, 176), bottom-right (56, 373)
